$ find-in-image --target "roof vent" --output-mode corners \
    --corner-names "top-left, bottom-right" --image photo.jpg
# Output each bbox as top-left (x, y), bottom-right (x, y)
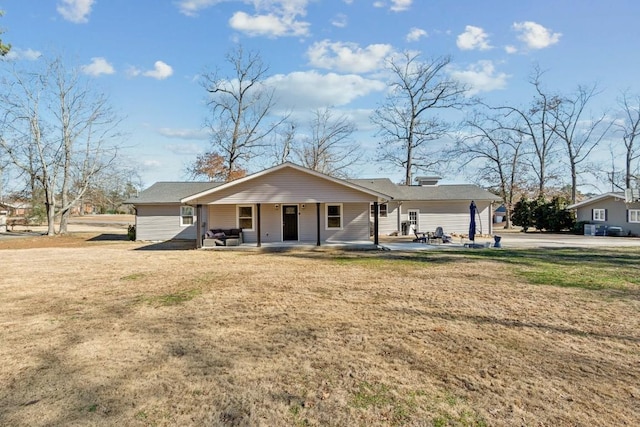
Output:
top-left (415, 176), bottom-right (441, 186)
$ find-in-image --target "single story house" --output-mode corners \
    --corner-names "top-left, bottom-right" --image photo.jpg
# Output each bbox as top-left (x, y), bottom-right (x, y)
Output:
top-left (127, 163), bottom-right (501, 247)
top-left (567, 192), bottom-right (640, 236)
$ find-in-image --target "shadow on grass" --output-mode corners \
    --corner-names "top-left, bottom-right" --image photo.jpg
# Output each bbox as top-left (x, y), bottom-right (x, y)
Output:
top-left (392, 306), bottom-right (640, 343)
top-left (87, 233), bottom-right (129, 242)
top-left (133, 240), bottom-right (196, 251)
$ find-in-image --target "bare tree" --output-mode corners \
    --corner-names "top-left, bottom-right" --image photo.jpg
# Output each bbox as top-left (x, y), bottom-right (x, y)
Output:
top-left (549, 84), bottom-right (611, 204)
top-left (615, 91), bottom-right (640, 189)
top-left (268, 121), bottom-right (296, 166)
top-left (292, 108), bottom-right (359, 177)
top-left (372, 52), bottom-right (469, 185)
top-left (200, 45), bottom-right (285, 180)
top-left (453, 110), bottom-right (525, 228)
top-left (493, 67), bottom-right (561, 197)
top-left (0, 56), bottom-right (123, 235)
top-left (82, 163), bottom-right (141, 214)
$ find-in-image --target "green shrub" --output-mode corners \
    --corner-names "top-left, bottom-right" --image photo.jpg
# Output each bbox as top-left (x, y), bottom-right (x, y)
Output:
top-left (127, 224), bottom-right (136, 241)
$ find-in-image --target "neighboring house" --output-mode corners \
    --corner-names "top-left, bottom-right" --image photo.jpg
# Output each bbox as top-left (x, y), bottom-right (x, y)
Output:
top-left (352, 176), bottom-right (501, 236)
top-left (0, 201), bottom-right (32, 217)
top-left (567, 192), bottom-right (640, 236)
top-left (127, 163), bottom-right (501, 247)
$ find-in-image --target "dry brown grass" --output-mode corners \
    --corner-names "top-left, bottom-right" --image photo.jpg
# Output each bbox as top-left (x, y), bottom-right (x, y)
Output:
top-left (1, 233), bottom-right (638, 426)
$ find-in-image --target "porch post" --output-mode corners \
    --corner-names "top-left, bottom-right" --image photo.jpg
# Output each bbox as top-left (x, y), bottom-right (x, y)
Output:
top-left (397, 202), bottom-right (402, 235)
top-left (196, 204), bottom-right (202, 249)
top-left (256, 203), bottom-right (262, 247)
top-left (373, 201), bottom-right (379, 246)
top-left (316, 202), bottom-right (321, 246)
top-left (488, 202), bottom-right (494, 235)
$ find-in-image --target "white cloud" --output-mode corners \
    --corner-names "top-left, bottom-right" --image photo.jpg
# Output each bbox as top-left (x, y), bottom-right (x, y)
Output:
top-left (456, 25), bottom-right (492, 51)
top-left (373, 1), bottom-right (385, 8)
top-left (56, 0), bottom-right (95, 23)
top-left (449, 60), bottom-right (509, 95)
top-left (266, 71), bottom-right (386, 110)
top-left (406, 27), bottom-right (427, 42)
top-left (178, 0), bottom-right (311, 38)
top-left (390, 0), bottom-right (412, 12)
top-left (512, 21), bottom-right (561, 50)
top-left (142, 159), bottom-right (162, 168)
top-left (307, 40), bottom-right (393, 73)
top-left (158, 128), bottom-right (209, 140)
top-left (505, 45), bottom-right (518, 54)
top-left (5, 48), bottom-right (42, 61)
top-left (229, 11), bottom-right (310, 37)
top-left (176, 0), bottom-right (224, 17)
top-left (331, 13), bottom-right (348, 28)
top-left (81, 57), bottom-right (115, 76)
top-left (164, 143), bottom-right (204, 155)
top-left (143, 61), bottom-right (174, 80)
top-left (128, 61), bottom-right (174, 80)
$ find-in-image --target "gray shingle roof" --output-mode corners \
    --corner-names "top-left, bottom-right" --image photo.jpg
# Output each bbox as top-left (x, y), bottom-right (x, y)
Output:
top-left (350, 178), bottom-right (501, 202)
top-left (125, 182), bottom-right (223, 204)
top-left (128, 177), bottom-right (501, 205)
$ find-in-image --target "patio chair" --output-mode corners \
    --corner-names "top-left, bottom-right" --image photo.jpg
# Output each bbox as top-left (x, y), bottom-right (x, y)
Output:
top-left (432, 227), bottom-right (452, 244)
top-left (413, 229), bottom-right (427, 243)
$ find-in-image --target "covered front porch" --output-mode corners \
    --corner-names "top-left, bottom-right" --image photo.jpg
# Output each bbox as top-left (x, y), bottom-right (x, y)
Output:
top-left (179, 163), bottom-right (392, 249)
top-left (195, 201), bottom-right (385, 248)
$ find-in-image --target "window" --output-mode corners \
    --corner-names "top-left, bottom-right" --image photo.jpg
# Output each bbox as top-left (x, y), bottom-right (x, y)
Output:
top-left (237, 205), bottom-right (254, 230)
top-left (592, 208), bottom-right (606, 222)
top-left (370, 203), bottom-right (388, 217)
top-left (629, 209), bottom-right (640, 223)
top-left (326, 204), bottom-right (343, 229)
top-left (180, 206), bottom-right (195, 226)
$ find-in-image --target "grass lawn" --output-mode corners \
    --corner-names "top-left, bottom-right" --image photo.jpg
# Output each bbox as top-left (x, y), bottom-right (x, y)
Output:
top-left (1, 234), bottom-right (638, 426)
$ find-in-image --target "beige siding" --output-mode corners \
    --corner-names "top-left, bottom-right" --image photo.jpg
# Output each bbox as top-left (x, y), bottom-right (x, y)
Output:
top-left (375, 201), bottom-right (494, 235)
top-left (375, 202), bottom-right (402, 235)
top-left (205, 202), bottom-right (370, 243)
top-left (576, 198), bottom-right (640, 236)
top-left (191, 168), bottom-right (377, 205)
top-left (323, 202), bottom-right (370, 242)
top-left (136, 204), bottom-right (197, 241)
top-left (260, 205), bottom-right (285, 243)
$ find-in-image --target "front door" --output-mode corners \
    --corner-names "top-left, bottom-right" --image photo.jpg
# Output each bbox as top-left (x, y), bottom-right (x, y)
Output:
top-left (283, 205), bottom-right (298, 241)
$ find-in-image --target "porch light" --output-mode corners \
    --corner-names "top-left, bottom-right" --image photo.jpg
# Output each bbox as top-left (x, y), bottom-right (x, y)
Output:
top-left (274, 204), bottom-right (279, 209)
top-left (301, 204), bottom-right (306, 209)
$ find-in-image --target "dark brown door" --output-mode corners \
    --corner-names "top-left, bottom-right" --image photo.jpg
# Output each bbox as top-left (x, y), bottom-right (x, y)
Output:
top-left (283, 205), bottom-right (298, 241)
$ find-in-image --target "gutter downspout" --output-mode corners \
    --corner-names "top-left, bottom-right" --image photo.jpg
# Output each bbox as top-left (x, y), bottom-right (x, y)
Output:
top-left (373, 201), bottom-right (379, 246)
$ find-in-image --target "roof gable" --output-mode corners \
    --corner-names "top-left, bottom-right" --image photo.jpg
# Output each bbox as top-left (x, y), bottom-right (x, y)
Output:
top-left (567, 192), bottom-right (625, 210)
top-left (181, 162), bottom-right (393, 203)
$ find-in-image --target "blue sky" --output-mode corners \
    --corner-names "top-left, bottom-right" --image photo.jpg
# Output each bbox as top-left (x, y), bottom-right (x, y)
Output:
top-left (3, 0), bottom-right (640, 189)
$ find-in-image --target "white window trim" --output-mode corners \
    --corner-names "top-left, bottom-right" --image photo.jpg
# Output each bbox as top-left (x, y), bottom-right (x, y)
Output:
top-left (370, 203), bottom-right (388, 218)
top-left (408, 209), bottom-right (420, 232)
top-left (629, 209), bottom-right (640, 223)
top-left (593, 208), bottom-right (606, 222)
top-left (180, 205), bottom-right (195, 227)
top-left (325, 203), bottom-right (343, 230)
top-left (237, 204), bottom-right (255, 231)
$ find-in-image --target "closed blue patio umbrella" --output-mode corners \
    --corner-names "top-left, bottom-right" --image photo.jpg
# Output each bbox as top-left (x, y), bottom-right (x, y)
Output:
top-left (469, 201), bottom-right (477, 242)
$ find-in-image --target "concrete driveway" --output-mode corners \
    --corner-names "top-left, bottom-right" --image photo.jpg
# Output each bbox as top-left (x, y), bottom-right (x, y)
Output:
top-left (490, 231), bottom-right (640, 249)
top-left (378, 232), bottom-right (640, 250)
